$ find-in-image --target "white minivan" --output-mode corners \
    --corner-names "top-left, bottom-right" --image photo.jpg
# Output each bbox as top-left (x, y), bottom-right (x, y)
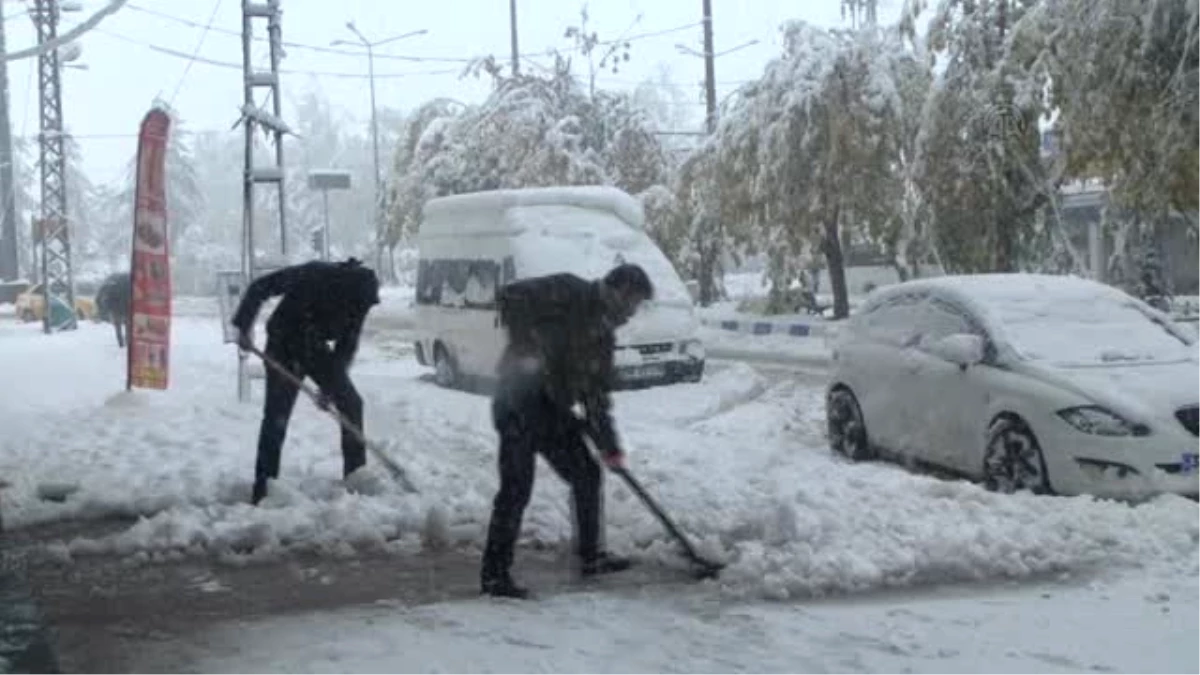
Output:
top-left (413, 186), bottom-right (705, 390)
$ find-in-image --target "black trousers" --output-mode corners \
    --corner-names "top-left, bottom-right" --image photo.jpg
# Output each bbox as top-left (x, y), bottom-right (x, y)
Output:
top-left (254, 335), bottom-right (366, 497)
top-left (112, 314), bottom-right (126, 349)
top-left (482, 378), bottom-right (604, 580)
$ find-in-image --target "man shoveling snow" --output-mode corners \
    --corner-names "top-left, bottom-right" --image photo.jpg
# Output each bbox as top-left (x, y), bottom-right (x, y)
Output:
top-left (231, 258), bottom-right (381, 505)
top-left (481, 263), bottom-right (654, 599)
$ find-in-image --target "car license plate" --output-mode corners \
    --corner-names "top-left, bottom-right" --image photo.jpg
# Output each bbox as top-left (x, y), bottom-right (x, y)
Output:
top-left (625, 364), bottom-right (666, 381)
top-left (1181, 452), bottom-right (1199, 474)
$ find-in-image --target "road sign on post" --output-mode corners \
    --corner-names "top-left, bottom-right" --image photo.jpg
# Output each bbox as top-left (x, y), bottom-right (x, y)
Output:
top-left (307, 169), bottom-right (352, 262)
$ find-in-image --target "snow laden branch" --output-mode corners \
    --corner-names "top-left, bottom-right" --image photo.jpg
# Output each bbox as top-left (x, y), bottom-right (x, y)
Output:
top-left (709, 21), bottom-right (928, 317)
top-left (382, 63), bottom-right (672, 258)
top-left (1003, 0), bottom-right (1198, 291)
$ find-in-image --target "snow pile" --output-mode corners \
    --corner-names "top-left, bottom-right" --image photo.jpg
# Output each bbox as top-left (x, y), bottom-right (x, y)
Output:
top-left (1, 319), bottom-right (1196, 602)
top-left (598, 379), bottom-right (1200, 600)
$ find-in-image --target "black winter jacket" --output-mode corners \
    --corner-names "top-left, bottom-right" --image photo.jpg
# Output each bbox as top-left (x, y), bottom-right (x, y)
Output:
top-left (495, 272), bottom-right (621, 457)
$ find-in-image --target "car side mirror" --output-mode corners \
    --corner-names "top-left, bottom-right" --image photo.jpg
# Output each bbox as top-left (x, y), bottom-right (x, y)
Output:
top-left (927, 333), bottom-right (986, 368)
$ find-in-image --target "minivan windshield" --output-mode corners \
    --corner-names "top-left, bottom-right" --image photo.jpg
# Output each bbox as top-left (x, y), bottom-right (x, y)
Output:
top-left (507, 204), bottom-right (693, 306)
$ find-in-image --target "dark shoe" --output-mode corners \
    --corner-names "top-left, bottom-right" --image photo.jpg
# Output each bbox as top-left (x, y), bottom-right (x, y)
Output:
top-left (581, 552), bottom-right (633, 577)
top-left (481, 574), bottom-right (531, 599)
top-left (251, 480), bottom-right (268, 506)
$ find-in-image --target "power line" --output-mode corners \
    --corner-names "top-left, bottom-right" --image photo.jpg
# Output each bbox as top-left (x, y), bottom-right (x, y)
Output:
top-left (125, 3), bottom-right (473, 63)
top-left (124, 3), bottom-right (702, 65)
top-left (93, 27), bottom-right (460, 79)
top-left (168, 0), bottom-right (224, 106)
top-left (597, 22), bottom-right (702, 46)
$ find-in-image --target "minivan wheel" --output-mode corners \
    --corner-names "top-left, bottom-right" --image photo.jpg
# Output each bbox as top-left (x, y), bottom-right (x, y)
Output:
top-left (433, 344), bottom-right (458, 389)
top-left (827, 387), bottom-right (873, 461)
top-left (983, 416), bottom-right (1052, 495)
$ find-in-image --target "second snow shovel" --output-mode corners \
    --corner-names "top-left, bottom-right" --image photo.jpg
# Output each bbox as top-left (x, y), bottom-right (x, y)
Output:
top-left (610, 465), bottom-right (725, 580)
top-left (245, 344), bottom-right (418, 494)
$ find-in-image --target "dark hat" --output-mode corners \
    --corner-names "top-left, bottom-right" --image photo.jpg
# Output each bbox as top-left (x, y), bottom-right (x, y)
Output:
top-left (604, 263), bottom-right (654, 300)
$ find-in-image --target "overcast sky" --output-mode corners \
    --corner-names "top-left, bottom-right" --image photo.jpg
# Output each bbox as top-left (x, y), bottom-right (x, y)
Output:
top-left (4, 0), bottom-right (903, 185)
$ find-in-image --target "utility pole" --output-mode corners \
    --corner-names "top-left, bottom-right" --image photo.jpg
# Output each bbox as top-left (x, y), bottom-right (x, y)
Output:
top-left (238, 0), bottom-right (290, 401)
top-left (334, 24), bottom-right (426, 282)
top-left (509, 0), bottom-right (520, 76)
top-left (32, 0), bottom-right (75, 333)
top-left (0, 8), bottom-right (19, 282)
top-left (701, 0), bottom-right (717, 134)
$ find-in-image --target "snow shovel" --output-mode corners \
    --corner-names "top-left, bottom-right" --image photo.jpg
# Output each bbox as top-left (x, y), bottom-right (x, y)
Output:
top-left (244, 344), bottom-right (418, 494)
top-left (610, 465), bottom-right (725, 580)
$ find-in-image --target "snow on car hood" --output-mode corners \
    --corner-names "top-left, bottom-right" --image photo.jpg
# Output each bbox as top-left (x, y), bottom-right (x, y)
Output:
top-left (1020, 357), bottom-right (1200, 422)
top-left (616, 302), bottom-right (699, 348)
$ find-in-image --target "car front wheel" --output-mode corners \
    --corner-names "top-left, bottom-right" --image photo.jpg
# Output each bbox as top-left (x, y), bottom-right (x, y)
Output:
top-left (827, 387), bottom-right (873, 461)
top-left (982, 416), bottom-right (1052, 495)
top-left (433, 344), bottom-right (459, 389)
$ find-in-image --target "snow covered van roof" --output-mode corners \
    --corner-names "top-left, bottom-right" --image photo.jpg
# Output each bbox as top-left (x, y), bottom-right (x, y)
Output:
top-left (421, 186), bottom-right (646, 238)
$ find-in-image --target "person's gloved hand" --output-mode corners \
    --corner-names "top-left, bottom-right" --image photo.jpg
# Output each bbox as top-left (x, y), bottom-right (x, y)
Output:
top-left (602, 450), bottom-right (626, 470)
top-left (236, 327), bottom-right (254, 352)
top-left (314, 392), bottom-right (333, 412)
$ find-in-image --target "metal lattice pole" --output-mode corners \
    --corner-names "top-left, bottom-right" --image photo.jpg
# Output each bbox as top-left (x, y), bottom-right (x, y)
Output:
top-left (32, 0), bottom-right (75, 333)
top-left (239, 0), bottom-right (290, 401)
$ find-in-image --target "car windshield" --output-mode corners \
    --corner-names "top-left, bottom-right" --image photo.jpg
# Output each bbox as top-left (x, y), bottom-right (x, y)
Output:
top-left (507, 204), bottom-right (692, 306)
top-left (984, 290), bottom-right (1192, 365)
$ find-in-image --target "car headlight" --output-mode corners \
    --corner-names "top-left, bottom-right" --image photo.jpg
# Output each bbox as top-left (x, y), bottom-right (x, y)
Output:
top-left (681, 339), bottom-right (705, 361)
top-left (1057, 405), bottom-right (1151, 437)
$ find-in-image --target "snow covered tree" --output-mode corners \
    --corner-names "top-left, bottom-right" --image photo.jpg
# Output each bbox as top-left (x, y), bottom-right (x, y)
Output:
top-left (388, 60), bottom-right (671, 245)
top-left (904, 0), bottom-right (1053, 274)
top-left (1011, 0), bottom-right (1198, 291)
top-left (713, 21), bottom-right (926, 317)
top-left (675, 144), bottom-right (739, 305)
top-left (384, 98), bottom-right (467, 251)
top-left (632, 64), bottom-right (696, 155)
top-left (589, 90), bottom-right (670, 194)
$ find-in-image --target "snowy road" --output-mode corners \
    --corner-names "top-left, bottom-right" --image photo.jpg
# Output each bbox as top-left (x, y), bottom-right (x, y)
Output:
top-left (1, 315), bottom-right (1197, 672)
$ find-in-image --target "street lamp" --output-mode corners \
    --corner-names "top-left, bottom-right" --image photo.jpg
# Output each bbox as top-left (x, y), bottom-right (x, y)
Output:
top-left (331, 22), bottom-right (427, 280)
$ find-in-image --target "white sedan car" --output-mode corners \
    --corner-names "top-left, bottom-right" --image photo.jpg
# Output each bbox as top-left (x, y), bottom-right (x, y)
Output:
top-left (825, 273), bottom-right (1199, 500)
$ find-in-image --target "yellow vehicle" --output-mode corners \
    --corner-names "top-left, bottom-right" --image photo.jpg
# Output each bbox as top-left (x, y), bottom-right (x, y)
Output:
top-left (14, 282), bottom-right (98, 323)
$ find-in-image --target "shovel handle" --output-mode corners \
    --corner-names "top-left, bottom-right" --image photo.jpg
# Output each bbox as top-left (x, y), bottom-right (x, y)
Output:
top-left (243, 344), bottom-right (417, 493)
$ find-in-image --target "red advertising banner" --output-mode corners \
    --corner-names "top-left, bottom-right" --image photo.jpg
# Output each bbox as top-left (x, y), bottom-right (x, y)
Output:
top-left (126, 108), bottom-right (172, 391)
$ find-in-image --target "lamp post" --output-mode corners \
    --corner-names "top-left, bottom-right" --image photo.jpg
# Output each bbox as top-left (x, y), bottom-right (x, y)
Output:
top-left (332, 23), bottom-right (426, 280)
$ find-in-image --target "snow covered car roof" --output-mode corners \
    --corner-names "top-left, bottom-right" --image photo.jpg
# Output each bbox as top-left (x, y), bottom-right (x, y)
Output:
top-left (869, 272), bottom-right (1119, 300)
top-left (860, 273), bottom-right (1196, 365)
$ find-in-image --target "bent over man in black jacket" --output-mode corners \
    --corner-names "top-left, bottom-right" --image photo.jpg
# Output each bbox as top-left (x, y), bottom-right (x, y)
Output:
top-left (482, 263), bottom-right (654, 599)
top-left (231, 258), bottom-right (381, 505)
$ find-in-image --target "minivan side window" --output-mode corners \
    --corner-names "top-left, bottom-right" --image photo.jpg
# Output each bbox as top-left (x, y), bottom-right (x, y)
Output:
top-left (417, 257), bottom-right (514, 310)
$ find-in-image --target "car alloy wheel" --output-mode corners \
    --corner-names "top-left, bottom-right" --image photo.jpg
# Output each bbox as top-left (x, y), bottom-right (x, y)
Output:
top-left (983, 417), bottom-right (1052, 495)
top-left (827, 388), bottom-right (872, 461)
